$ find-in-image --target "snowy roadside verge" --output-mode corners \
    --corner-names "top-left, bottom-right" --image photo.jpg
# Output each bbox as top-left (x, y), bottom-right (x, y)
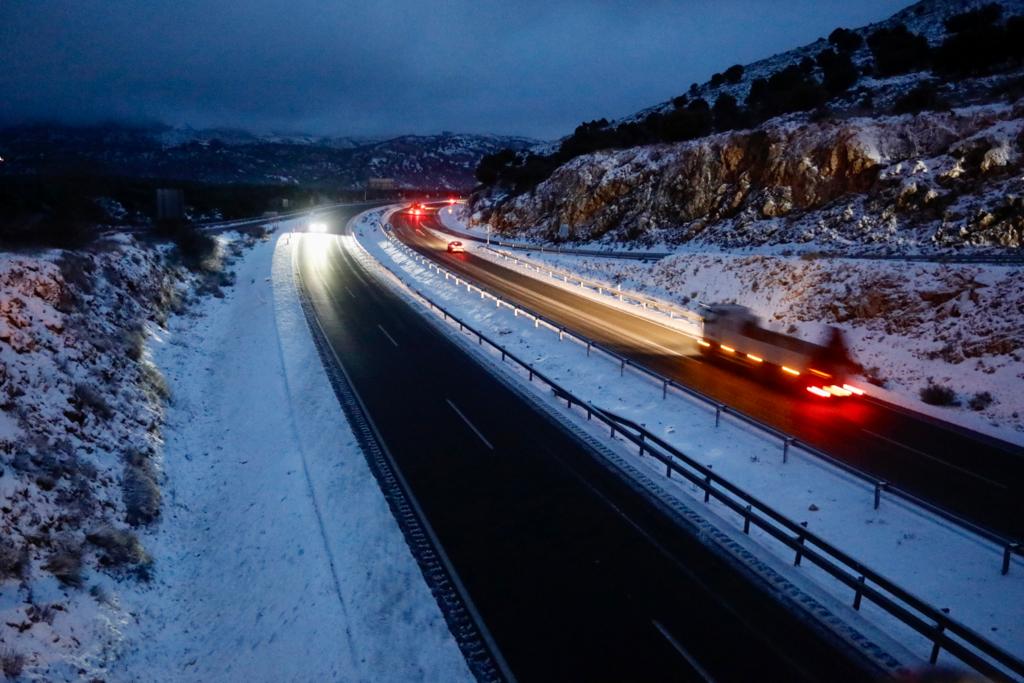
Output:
top-left (0, 234), bottom-right (194, 681)
top-left (352, 209), bottom-right (1024, 676)
top-left (109, 225), bottom-right (471, 681)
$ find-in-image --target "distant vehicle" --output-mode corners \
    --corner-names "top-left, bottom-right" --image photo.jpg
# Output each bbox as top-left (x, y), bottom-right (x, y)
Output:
top-left (446, 240), bottom-right (465, 253)
top-left (308, 220), bottom-right (327, 233)
top-left (698, 304), bottom-right (863, 398)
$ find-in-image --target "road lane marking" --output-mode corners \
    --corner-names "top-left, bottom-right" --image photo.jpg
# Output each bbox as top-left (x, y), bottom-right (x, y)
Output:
top-left (446, 399), bottom-right (495, 451)
top-left (861, 429), bottom-right (1008, 490)
top-left (651, 620), bottom-right (717, 682)
top-left (377, 324), bottom-right (399, 348)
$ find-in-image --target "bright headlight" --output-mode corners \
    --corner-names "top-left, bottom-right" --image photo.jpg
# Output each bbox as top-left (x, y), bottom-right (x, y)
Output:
top-left (309, 221), bottom-right (327, 233)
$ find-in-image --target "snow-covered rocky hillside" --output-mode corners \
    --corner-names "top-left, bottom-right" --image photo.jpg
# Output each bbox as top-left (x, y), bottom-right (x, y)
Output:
top-left (0, 235), bottom-right (195, 678)
top-left (478, 101), bottom-right (1024, 251)
top-left (470, 0), bottom-right (1024, 252)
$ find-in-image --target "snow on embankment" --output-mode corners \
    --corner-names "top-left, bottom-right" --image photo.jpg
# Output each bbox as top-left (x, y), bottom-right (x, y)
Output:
top-left (111, 227), bottom-right (470, 681)
top-left (0, 236), bottom-right (189, 679)
top-left (473, 101), bottom-right (1024, 252)
top-left (1, 225), bottom-right (470, 681)
top-left (514, 248), bottom-right (1024, 442)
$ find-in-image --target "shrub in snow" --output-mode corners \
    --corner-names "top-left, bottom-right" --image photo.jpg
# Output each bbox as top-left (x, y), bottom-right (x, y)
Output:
top-left (123, 452), bottom-right (161, 526)
top-left (746, 64), bottom-right (826, 120)
top-left (933, 7), bottom-right (1022, 78)
top-left (167, 224), bottom-right (218, 272)
top-left (43, 542), bottom-right (84, 588)
top-left (87, 526), bottom-right (151, 571)
top-left (723, 64), bottom-right (744, 84)
top-left (828, 27), bottom-right (863, 53)
top-left (73, 382), bottom-right (114, 421)
top-left (968, 391), bottom-right (994, 411)
top-left (944, 3), bottom-right (1003, 35)
top-left (864, 366), bottom-right (888, 388)
top-left (0, 539), bottom-right (29, 582)
top-left (141, 362), bottom-right (171, 402)
top-left (867, 24), bottom-right (930, 77)
top-left (122, 323), bottom-right (147, 362)
top-left (816, 48), bottom-right (858, 95)
top-left (1, 650), bottom-right (25, 679)
top-left (713, 94), bottom-right (743, 131)
top-left (920, 383), bottom-right (959, 406)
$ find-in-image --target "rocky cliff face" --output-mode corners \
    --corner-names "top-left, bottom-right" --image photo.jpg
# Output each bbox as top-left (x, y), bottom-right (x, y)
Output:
top-left (472, 101), bottom-right (1024, 250)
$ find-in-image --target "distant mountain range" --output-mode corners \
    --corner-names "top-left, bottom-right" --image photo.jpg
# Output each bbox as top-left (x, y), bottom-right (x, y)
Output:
top-left (0, 123), bottom-right (538, 190)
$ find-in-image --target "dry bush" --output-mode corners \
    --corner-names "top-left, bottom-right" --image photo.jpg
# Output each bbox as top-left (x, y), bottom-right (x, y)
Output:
top-left (968, 391), bottom-right (994, 411)
top-left (920, 383), bottom-right (959, 406)
top-left (0, 539), bottom-right (29, 582)
top-left (73, 383), bottom-right (114, 420)
top-left (122, 323), bottom-right (146, 362)
top-left (86, 526), bottom-right (151, 571)
top-left (123, 453), bottom-right (161, 526)
top-left (1, 649), bottom-right (25, 679)
top-left (141, 362), bottom-right (171, 403)
top-left (43, 543), bottom-right (84, 588)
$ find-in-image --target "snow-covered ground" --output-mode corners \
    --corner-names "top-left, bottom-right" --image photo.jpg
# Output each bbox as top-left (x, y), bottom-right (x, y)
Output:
top-left (354, 208), bottom-right (1024, 676)
top-left (1, 223), bottom-right (470, 681)
top-left (439, 208), bottom-right (1024, 445)
top-left (436, 203), bottom-right (494, 242)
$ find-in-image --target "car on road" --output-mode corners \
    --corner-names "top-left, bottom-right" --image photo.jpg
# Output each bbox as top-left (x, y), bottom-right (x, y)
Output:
top-left (447, 240), bottom-right (465, 253)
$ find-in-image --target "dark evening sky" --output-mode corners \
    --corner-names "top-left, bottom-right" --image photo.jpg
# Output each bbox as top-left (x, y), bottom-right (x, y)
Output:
top-left (2, 0), bottom-right (910, 139)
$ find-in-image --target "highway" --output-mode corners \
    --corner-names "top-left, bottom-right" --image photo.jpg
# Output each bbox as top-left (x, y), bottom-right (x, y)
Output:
top-left (293, 205), bottom-right (887, 681)
top-left (395, 208), bottom-right (1024, 540)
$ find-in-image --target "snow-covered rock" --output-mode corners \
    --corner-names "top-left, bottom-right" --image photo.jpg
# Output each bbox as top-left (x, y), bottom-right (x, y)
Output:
top-left (475, 101), bottom-right (1024, 251)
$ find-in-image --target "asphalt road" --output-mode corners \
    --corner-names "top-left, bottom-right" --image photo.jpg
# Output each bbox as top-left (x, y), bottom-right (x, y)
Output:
top-left (396, 209), bottom-right (1024, 540)
top-left (293, 209), bottom-right (883, 682)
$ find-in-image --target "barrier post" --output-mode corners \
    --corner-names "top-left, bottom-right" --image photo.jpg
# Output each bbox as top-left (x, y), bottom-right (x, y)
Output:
top-left (1003, 543), bottom-right (1018, 575)
top-left (929, 626), bottom-right (945, 665)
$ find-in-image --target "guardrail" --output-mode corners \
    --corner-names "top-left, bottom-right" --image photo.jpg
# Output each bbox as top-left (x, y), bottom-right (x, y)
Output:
top-left (803, 251), bottom-right (1024, 266)
top-left (428, 214), bottom-right (670, 261)
top-left (361, 227), bottom-right (1024, 681)
top-left (382, 224), bottom-right (1024, 578)
top-left (479, 244), bottom-right (701, 324)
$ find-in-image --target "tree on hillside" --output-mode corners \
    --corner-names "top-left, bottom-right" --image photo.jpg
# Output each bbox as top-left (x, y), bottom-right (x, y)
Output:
top-left (746, 64), bottom-right (827, 120)
top-left (475, 149), bottom-right (517, 185)
top-left (892, 82), bottom-right (948, 114)
top-left (816, 48), bottom-right (859, 94)
top-left (867, 24), bottom-right (930, 76)
top-left (724, 64), bottom-right (745, 83)
top-left (828, 27), bottom-right (863, 52)
top-left (712, 94), bottom-right (743, 131)
top-left (933, 6), bottom-right (1024, 77)
top-left (944, 3), bottom-right (1002, 34)
top-left (659, 99), bottom-right (713, 141)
